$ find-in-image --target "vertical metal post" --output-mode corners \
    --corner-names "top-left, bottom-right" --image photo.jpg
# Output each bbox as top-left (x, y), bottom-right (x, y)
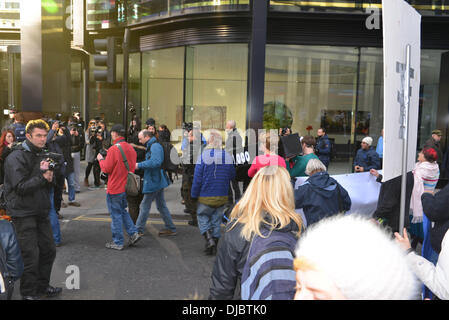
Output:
top-left (399, 44), bottom-right (411, 235)
top-left (123, 28), bottom-right (130, 138)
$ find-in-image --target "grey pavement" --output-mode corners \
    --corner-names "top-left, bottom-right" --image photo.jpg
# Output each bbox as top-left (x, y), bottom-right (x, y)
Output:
top-left (11, 161), bottom-right (220, 300)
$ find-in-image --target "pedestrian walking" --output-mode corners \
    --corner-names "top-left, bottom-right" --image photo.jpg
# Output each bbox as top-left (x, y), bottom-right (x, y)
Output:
top-left (97, 124), bottom-right (142, 250)
top-left (191, 130), bottom-right (235, 255)
top-left (135, 129), bottom-right (177, 237)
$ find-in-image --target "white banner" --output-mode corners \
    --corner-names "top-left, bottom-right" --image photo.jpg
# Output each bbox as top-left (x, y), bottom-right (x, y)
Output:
top-left (382, 0), bottom-right (421, 182)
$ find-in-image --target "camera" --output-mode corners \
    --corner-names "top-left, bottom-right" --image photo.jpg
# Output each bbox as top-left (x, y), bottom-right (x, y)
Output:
top-left (37, 151), bottom-right (64, 171)
top-left (98, 148), bottom-right (108, 158)
top-left (182, 122), bottom-right (193, 133)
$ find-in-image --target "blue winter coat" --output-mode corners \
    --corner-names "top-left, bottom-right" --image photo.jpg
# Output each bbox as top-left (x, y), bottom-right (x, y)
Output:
top-left (294, 171), bottom-right (351, 227)
top-left (138, 137), bottom-right (170, 194)
top-left (353, 147), bottom-right (381, 171)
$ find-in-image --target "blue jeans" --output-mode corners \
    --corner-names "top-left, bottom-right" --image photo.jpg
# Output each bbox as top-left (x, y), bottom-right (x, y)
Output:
top-left (106, 192), bottom-right (138, 246)
top-left (197, 203), bottom-right (224, 238)
top-left (48, 187), bottom-right (61, 244)
top-left (65, 171), bottom-right (76, 202)
top-left (136, 189), bottom-right (176, 233)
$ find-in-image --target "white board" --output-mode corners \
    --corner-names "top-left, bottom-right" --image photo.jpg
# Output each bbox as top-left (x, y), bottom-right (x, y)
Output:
top-left (382, 0), bottom-right (421, 181)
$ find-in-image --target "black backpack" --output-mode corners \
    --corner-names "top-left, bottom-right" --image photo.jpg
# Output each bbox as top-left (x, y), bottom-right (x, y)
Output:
top-left (160, 141), bottom-right (180, 175)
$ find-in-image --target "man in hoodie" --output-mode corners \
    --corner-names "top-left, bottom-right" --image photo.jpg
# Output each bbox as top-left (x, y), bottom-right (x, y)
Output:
top-left (294, 159), bottom-right (351, 227)
top-left (316, 128), bottom-right (331, 169)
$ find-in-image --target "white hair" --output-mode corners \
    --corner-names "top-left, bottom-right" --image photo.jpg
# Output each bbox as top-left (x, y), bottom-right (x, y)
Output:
top-left (305, 158), bottom-right (327, 176)
top-left (207, 130), bottom-right (223, 149)
top-left (227, 120), bottom-right (236, 129)
top-left (295, 214), bottom-right (421, 300)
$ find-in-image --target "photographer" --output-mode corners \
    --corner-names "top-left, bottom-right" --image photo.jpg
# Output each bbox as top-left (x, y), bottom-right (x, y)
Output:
top-left (3, 119), bottom-right (62, 300)
top-left (84, 120), bottom-right (98, 187)
top-left (68, 116), bottom-right (84, 193)
top-left (90, 124), bottom-right (106, 188)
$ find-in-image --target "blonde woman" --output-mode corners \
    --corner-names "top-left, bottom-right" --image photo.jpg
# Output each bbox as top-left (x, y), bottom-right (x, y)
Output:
top-left (209, 166), bottom-right (303, 300)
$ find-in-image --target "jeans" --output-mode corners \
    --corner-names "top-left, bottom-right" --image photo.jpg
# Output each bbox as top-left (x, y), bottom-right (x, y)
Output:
top-left (136, 189), bottom-right (176, 233)
top-left (11, 215), bottom-right (56, 297)
top-left (65, 171), bottom-right (76, 202)
top-left (197, 203), bottom-right (224, 238)
top-left (71, 152), bottom-right (81, 191)
top-left (106, 192), bottom-right (138, 246)
top-left (48, 187), bottom-right (61, 244)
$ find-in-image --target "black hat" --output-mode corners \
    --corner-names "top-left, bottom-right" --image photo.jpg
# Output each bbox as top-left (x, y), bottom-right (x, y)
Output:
top-left (145, 118), bottom-right (156, 126)
top-left (111, 124), bottom-right (125, 135)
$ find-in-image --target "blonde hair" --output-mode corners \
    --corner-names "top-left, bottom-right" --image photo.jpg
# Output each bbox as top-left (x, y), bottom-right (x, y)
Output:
top-left (25, 119), bottom-right (49, 134)
top-left (259, 130), bottom-right (279, 154)
top-left (305, 158), bottom-right (327, 176)
top-left (229, 166), bottom-right (303, 241)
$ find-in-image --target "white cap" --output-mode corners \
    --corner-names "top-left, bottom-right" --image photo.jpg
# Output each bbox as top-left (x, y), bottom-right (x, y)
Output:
top-left (362, 137), bottom-right (373, 146)
top-left (295, 214), bottom-right (421, 300)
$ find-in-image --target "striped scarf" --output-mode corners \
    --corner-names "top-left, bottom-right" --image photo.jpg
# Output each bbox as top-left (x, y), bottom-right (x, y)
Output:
top-left (410, 161), bottom-right (440, 224)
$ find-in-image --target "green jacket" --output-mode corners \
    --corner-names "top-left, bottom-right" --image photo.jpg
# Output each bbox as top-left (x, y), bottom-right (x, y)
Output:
top-left (285, 153), bottom-right (319, 178)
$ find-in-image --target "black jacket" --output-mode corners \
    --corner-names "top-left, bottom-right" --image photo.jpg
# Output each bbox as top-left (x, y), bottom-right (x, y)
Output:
top-left (421, 183), bottom-right (449, 254)
top-left (209, 219), bottom-right (300, 300)
top-left (372, 172), bottom-right (414, 234)
top-left (70, 127), bottom-right (85, 153)
top-left (0, 146), bottom-right (13, 184)
top-left (0, 219), bottom-right (23, 280)
top-left (4, 140), bottom-right (53, 218)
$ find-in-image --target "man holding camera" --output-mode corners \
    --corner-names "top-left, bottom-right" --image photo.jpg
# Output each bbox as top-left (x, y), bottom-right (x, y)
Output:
top-left (69, 117), bottom-right (84, 193)
top-left (97, 124), bottom-right (142, 250)
top-left (3, 119), bottom-right (62, 300)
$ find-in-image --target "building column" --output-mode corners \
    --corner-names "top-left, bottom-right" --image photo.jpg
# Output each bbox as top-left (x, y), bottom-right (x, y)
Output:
top-left (246, 0), bottom-right (268, 134)
top-left (20, 0), bottom-right (71, 119)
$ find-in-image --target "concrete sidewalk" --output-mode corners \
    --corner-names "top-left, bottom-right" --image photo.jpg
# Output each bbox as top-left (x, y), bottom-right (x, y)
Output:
top-left (60, 160), bottom-right (190, 220)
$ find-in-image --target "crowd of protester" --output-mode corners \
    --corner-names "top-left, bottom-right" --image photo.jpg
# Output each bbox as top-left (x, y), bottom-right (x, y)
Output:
top-left (1, 109), bottom-right (449, 301)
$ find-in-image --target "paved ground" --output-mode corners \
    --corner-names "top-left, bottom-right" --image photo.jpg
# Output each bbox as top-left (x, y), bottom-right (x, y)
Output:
top-left (11, 161), bottom-right (221, 300)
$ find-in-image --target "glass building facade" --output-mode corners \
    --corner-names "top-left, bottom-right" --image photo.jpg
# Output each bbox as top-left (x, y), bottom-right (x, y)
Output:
top-left (1, 1), bottom-right (449, 174)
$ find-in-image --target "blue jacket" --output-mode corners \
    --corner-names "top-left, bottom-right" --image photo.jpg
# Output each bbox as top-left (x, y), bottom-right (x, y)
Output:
top-left (294, 171), bottom-right (351, 227)
top-left (376, 136), bottom-right (383, 158)
top-left (0, 219), bottom-right (23, 281)
top-left (138, 137), bottom-right (170, 194)
top-left (354, 147), bottom-right (381, 171)
top-left (316, 134), bottom-right (331, 164)
top-left (191, 148), bottom-right (236, 199)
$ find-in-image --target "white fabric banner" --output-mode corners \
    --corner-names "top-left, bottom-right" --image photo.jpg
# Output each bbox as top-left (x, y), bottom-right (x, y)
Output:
top-left (382, 0), bottom-right (421, 182)
top-left (294, 172), bottom-right (382, 226)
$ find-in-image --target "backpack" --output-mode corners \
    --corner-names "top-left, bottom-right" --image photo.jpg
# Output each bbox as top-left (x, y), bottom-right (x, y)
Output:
top-left (116, 143), bottom-right (141, 197)
top-left (160, 141), bottom-right (180, 175)
top-left (241, 229), bottom-right (298, 300)
top-left (14, 124), bottom-right (26, 143)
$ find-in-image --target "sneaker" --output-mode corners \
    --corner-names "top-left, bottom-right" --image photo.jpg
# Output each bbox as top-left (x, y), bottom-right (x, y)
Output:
top-left (158, 229), bottom-right (177, 237)
top-left (68, 201), bottom-right (81, 207)
top-left (128, 233), bottom-right (142, 246)
top-left (105, 242), bottom-right (124, 250)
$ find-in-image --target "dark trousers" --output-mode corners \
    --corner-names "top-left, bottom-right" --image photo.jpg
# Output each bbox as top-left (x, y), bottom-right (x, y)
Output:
top-left (127, 192), bottom-right (144, 224)
top-left (11, 215), bottom-right (56, 297)
top-left (54, 173), bottom-right (65, 212)
top-left (85, 161), bottom-right (94, 180)
top-left (228, 179), bottom-right (241, 204)
top-left (181, 173), bottom-right (197, 221)
top-left (93, 160), bottom-right (101, 186)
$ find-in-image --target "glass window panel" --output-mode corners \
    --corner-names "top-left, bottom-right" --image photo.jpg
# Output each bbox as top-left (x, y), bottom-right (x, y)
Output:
top-left (185, 43), bottom-right (248, 141)
top-left (264, 45), bottom-right (359, 174)
top-left (142, 46), bottom-right (185, 146)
